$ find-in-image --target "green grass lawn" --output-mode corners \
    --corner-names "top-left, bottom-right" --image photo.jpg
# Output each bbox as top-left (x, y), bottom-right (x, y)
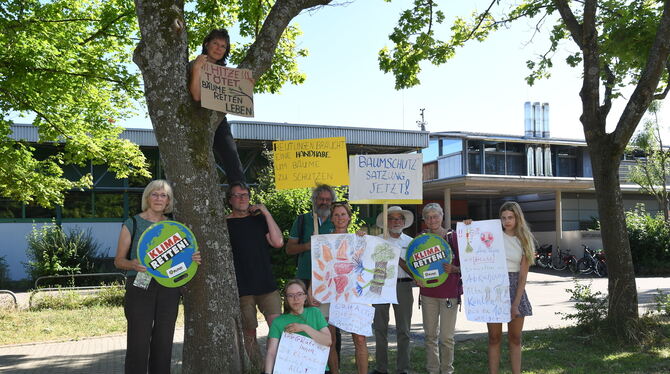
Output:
top-left (0, 305), bottom-right (184, 345)
top-left (2, 304), bottom-right (668, 374)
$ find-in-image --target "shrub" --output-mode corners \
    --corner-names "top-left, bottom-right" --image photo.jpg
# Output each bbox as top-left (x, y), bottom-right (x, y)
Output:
top-left (624, 204), bottom-right (670, 275)
top-left (0, 256), bottom-right (8, 289)
top-left (25, 223), bottom-right (101, 285)
top-left (655, 289), bottom-right (670, 316)
top-left (558, 281), bottom-right (608, 334)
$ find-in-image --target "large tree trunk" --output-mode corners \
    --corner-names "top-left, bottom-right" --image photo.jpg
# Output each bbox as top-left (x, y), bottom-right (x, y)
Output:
top-left (132, 0), bottom-right (334, 371)
top-left (588, 138), bottom-right (639, 330)
top-left (133, 1), bottom-right (246, 372)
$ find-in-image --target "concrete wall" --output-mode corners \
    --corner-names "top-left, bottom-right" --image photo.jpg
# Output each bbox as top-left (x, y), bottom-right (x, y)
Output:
top-left (0, 222), bottom-right (120, 280)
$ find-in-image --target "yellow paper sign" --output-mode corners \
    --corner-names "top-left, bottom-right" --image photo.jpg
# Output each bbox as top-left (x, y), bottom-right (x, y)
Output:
top-left (273, 137), bottom-right (349, 190)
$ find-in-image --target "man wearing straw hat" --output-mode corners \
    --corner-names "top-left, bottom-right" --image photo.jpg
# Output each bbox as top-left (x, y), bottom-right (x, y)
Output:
top-left (371, 206), bottom-right (415, 374)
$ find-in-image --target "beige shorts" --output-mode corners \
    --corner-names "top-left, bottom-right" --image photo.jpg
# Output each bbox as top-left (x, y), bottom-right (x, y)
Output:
top-left (239, 290), bottom-right (282, 331)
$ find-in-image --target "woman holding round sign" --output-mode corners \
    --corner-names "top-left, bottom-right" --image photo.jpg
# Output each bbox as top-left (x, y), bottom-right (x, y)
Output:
top-left (412, 203), bottom-right (462, 374)
top-left (114, 179), bottom-right (201, 374)
top-left (487, 202), bottom-right (534, 374)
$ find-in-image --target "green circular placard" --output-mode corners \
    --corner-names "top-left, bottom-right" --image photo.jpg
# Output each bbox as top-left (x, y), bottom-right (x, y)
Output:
top-left (405, 233), bottom-right (453, 288)
top-left (137, 221), bottom-right (199, 288)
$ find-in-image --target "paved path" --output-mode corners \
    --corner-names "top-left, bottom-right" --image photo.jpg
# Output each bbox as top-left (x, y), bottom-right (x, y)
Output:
top-left (1, 271), bottom-right (667, 373)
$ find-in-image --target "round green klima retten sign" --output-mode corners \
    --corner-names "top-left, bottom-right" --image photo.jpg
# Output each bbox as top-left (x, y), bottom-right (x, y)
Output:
top-left (405, 233), bottom-right (453, 288)
top-left (137, 220), bottom-right (199, 288)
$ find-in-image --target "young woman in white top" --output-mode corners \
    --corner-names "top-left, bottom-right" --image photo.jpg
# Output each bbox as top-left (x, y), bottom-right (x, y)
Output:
top-left (488, 201), bottom-right (535, 374)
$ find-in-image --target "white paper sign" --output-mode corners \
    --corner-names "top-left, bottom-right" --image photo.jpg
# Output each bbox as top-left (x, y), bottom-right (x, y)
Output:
top-left (348, 154), bottom-right (423, 204)
top-left (311, 234), bottom-right (400, 304)
top-left (328, 302), bottom-right (375, 336)
top-left (456, 219), bottom-right (511, 323)
top-left (273, 332), bottom-right (329, 374)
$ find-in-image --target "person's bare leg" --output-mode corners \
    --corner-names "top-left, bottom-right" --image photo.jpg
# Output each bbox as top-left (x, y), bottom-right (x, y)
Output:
top-left (352, 333), bottom-right (368, 374)
top-left (327, 324), bottom-right (339, 374)
top-left (487, 323), bottom-right (503, 374)
top-left (507, 317), bottom-right (525, 374)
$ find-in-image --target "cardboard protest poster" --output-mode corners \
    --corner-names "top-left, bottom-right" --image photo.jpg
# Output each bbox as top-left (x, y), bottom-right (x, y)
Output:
top-left (328, 302), bottom-right (375, 336)
top-left (137, 221), bottom-right (199, 288)
top-left (348, 154), bottom-right (423, 204)
top-left (199, 62), bottom-right (254, 117)
top-left (405, 233), bottom-right (453, 288)
top-left (273, 332), bottom-right (329, 374)
top-left (273, 137), bottom-right (349, 190)
top-left (311, 234), bottom-right (400, 304)
top-left (456, 219), bottom-right (510, 323)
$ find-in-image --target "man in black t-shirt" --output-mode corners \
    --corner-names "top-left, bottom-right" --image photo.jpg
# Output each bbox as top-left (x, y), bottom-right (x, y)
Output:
top-left (226, 182), bottom-right (284, 366)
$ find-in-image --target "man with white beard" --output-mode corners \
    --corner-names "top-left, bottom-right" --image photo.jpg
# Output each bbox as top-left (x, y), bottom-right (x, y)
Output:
top-left (371, 206), bottom-right (415, 374)
top-left (285, 184), bottom-right (336, 288)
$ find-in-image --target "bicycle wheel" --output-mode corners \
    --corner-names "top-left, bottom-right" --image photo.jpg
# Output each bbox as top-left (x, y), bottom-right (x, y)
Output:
top-left (553, 258), bottom-right (567, 271)
top-left (568, 258), bottom-right (578, 274)
top-left (596, 261), bottom-right (608, 277)
top-left (538, 254), bottom-right (550, 268)
top-left (576, 258), bottom-right (591, 274)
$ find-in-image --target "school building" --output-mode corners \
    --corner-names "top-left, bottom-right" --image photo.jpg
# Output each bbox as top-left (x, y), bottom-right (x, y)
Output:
top-left (1, 121), bottom-right (428, 280)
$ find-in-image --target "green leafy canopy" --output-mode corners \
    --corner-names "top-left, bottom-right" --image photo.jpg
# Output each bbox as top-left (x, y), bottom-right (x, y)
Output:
top-left (1, 0), bottom-right (310, 207)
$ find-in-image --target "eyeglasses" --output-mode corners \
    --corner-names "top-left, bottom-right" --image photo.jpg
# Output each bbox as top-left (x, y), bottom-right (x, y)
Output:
top-left (286, 292), bottom-right (306, 299)
top-left (150, 192), bottom-right (168, 200)
top-left (230, 192), bottom-right (250, 199)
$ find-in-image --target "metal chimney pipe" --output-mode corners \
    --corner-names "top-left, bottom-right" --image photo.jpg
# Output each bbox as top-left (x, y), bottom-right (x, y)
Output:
top-left (524, 102), bottom-right (533, 137)
top-left (533, 101), bottom-right (542, 138)
top-left (542, 102), bottom-right (550, 138)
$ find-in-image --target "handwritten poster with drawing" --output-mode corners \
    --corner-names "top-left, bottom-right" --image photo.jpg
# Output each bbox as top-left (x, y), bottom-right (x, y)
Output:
top-left (456, 219), bottom-right (511, 323)
top-left (311, 234), bottom-right (401, 304)
top-left (273, 137), bottom-right (349, 190)
top-left (348, 154), bottom-right (423, 204)
top-left (200, 62), bottom-right (254, 117)
top-left (328, 302), bottom-right (375, 336)
top-left (273, 332), bottom-right (329, 374)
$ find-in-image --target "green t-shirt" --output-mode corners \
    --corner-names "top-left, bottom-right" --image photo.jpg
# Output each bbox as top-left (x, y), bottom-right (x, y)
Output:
top-left (268, 306), bottom-right (328, 340)
top-left (122, 215), bottom-right (156, 276)
top-left (289, 212), bottom-right (334, 280)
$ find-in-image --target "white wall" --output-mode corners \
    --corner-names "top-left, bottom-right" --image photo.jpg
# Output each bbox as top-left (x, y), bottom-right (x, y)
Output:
top-left (0, 222), bottom-right (120, 281)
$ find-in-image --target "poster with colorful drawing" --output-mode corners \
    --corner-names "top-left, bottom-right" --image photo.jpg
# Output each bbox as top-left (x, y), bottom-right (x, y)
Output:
top-left (273, 332), bottom-right (329, 374)
top-left (456, 219), bottom-right (510, 323)
top-left (311, 233), bottom-right (401, 304)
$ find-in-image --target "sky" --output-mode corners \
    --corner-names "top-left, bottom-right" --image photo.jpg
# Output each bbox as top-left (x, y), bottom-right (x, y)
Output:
top-left (119, 1), bottom-right (669, 141)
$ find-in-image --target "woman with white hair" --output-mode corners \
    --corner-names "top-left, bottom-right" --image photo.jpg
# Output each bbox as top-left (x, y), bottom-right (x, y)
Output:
top-left (114, 179), bottom-right (200, 374)
top-left (418, 203), bottom-right (462, 374)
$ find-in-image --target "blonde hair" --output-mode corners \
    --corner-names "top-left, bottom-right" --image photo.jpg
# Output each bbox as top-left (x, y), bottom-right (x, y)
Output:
top-left (499, 201), bottom-right (535, 265)
top-left (141, 179), bottom-right (174, 214)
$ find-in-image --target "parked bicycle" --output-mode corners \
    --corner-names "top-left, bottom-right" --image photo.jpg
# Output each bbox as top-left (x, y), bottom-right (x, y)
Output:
top-left (535, 244), bottom-right (552, 269)
top-left (576, 244), bottom-right (607, 277)
top-left (550, 247), bottom-right (578, 273)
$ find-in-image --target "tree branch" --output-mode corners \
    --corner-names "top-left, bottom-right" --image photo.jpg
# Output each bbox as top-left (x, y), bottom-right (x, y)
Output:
top-left (600, 63), bottom-right (615, 117)
top-left (238, 0), bottom-right (332, 78)
top-left (79, 10), bottom-right (135, 45)
top-left (613, 1), bottom-right (670, 147)
top-left (553, 0), bottom-right (584, 49)
top-left (464, 0), bottom-right (498, 42)
top-left (653, 60), bottom-right (670, 100)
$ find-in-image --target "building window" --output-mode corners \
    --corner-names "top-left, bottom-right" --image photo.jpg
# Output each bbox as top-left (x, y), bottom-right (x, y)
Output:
top-left (423, 139), bottom-right (440, 162)
top-left (441, 138), bottom-right (462, 155)
top-left (468, 141), bottom-right (483, 174)
top-left (555, 146), bottom-right (577, 177)
top-left (0, 197), bottom-right (22, 219)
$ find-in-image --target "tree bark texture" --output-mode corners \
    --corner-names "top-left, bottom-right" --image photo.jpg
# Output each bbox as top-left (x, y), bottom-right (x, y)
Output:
top-left (555, 0), bottom-right (670, 335)
top-left (133, 1), bottom-right (246, 372)
top-left (132, 0), bottom-right (333, 371)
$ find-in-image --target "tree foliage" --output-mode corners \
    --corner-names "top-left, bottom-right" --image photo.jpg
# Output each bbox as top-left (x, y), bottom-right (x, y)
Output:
top-left (381, 0), bottom-right (670, 340)
top-left (627, 101), bottom-right (670, 222)
top-left (0, 0), bottom-right (315, 208)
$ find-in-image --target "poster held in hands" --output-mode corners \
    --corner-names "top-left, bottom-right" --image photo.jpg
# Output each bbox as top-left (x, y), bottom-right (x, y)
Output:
top-left (199, 62), bottom-right (254, 117)
top-left (456, 219), bottom-right (511, 323)
top-left (328, 302), bottom-right (375, 336)
top-left (273, 332), bottom-right (329, 374)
